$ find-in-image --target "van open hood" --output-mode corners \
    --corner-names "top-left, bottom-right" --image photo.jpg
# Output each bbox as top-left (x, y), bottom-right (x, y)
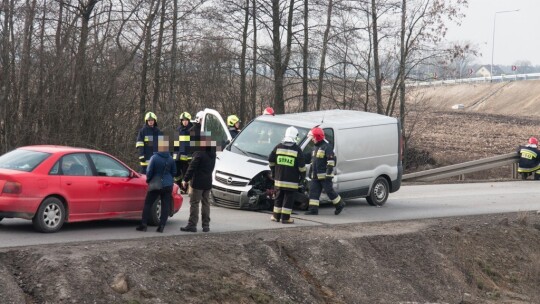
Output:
top-left (215, 150), bottom-right (269, 181)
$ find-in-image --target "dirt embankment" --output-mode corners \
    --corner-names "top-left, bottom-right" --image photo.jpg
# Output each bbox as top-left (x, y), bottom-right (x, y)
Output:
top-left (1, 212), bottom-right (540, 304)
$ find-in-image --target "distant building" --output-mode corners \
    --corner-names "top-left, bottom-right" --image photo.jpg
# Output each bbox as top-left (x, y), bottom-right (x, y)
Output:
top-left (475, 65), bottom-right (504, 77)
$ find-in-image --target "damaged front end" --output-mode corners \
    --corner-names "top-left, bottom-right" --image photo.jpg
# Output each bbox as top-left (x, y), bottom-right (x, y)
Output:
top-left (245, 171), bottom-right (275, 211)
top-left (245, 171), bottom-right (309, 211)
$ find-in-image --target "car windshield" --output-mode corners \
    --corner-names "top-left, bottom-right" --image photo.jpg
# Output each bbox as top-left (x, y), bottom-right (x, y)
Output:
top-left (228, 120), bottom-right (309, 160)
top-left (0, 149), bottom-right (51, 172)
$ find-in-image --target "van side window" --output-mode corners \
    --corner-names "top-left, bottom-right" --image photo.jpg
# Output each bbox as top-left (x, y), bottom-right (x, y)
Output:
top-left (302, 128), bottom-right (334, 163)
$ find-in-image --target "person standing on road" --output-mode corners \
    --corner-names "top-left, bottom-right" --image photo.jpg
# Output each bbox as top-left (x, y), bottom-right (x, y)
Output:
top-left (180, 129), bottom-right (217, 233)
top-left (517, 137), bottom-right (540, 180)
top-left (136, 136), bottom-right (176, 233)
top-left (136, 112), bottom-right (161, 174)
top-left (227, 114), bottom-right (241, 139)
top-left (305, 127), bottom-right (345, 215)
top-left (268, 126), bottom-right (306, 224)
top-left (173, 112), bottom-right (193, 186)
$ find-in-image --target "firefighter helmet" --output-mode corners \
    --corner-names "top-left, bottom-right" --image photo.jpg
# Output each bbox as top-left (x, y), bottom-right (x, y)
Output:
top-left (263, 107), bottom-right (275, 116)
top-left (179, 112), bottom-right (191, 121)
top-left (283, 126), bottom-right (298, 143)
top-left (144, 112), bottom-right (157, 122)
top-left (310, 127), bottom-right (324, 142)
top-left (227, 115), bottom-right (240, 127)
top-left (529, 137), bottom-right (538, 145)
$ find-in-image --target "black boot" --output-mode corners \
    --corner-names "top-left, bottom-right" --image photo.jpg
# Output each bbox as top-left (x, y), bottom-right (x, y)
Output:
top-left (180, 225), bottom-right (197, 232)
top-left (136, 225), bottom-right (147, 232)
top-left (156, 225), bottom-right (164, 233)
top-left (334, 199), bottom-right (346, 215)
top-left (304, 207), bottom-right (318, 215)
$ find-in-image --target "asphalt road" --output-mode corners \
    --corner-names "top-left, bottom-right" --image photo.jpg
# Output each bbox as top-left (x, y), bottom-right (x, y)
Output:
top-left (1, 181), bottom-right (540, 248)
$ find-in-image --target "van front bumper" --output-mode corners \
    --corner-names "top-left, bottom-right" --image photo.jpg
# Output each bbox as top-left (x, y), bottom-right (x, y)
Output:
top-left (212, 185), bottom-right (269, 210)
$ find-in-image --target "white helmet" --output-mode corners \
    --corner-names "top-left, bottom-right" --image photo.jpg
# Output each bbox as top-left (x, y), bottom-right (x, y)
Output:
top-left (283, 126), bottom-right (298, 143)
top-left (195, 111), bottom-right (204, 123)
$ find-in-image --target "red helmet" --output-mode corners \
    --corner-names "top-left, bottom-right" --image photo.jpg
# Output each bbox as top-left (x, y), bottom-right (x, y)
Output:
top-left (310, 127), bottom-right (324, 142)
top-left (263, 107), bottom-right (275, 116)
top-left (529, 137), bottom-right (538, 145)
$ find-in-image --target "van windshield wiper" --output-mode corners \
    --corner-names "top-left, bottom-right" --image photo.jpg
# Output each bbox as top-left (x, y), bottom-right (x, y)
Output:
top-left (245, 151), bottom-right (268, 160)
top-left (232, 145), bottom-right (249, 157)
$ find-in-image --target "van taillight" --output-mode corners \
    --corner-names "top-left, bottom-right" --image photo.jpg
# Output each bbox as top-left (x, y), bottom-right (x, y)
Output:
top-left (2, 182), bottom-right (21, 194)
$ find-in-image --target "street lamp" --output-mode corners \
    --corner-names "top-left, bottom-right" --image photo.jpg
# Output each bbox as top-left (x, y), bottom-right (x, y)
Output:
top-left (490, 9), bottom-right (519, 81)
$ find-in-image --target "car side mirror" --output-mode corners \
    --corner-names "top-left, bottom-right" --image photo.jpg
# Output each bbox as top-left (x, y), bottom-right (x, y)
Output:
top-left (129, 171), bottom-right (139, 178)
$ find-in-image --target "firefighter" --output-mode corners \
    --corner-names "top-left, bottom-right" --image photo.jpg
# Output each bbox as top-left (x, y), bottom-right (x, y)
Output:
top-left (136, 112), bottom-right (161, 174)
top-left (268, 126), bottom-right (306, 224)
top-left (517, 137), bottom-right (540, 180)
top-left (305, 127), bottom-right (345, 215)
top-left (173, 112), bottom-right (193, 185)
top-left (262, 107), bottom-right (275, 116)
top-left (227, 115), bottom-right (241, 139)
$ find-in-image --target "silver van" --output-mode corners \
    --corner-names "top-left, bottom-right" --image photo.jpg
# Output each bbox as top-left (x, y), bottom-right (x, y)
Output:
top-left (208, 109), bottom-right (403, 210)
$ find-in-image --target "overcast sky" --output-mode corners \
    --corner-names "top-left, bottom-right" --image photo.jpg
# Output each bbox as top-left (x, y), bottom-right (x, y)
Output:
top-left (444, 0), bottom-right (540, 66)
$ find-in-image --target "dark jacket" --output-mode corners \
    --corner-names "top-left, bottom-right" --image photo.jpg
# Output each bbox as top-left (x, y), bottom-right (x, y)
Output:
top-left (136, 125), bottom-right (161, 166)
top-left (173, 122), bottom-right (193, 161)
top-left (268, 142), bottom-right (306, 190)
top-left (183, 150), bottom-right (216, 190)
top-left (146, 152), bottom-right (176, 187)
top-left (308, 140), bottom-right (336, 180)
top-left (517, 145), bottom-right (540, 172)
top-left (228, 127), bottom-right (239, 139)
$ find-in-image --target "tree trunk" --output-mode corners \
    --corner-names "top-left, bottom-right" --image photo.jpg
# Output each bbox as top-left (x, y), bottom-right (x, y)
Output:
top-left (271, 0), bottom-right (284, 114)
top-left (302, 0), bottom-right (308, 112)
top-left (170, 0), bottom-right (178, 110)
top-left (316, 0), bottom-right (333, 111)
top-left (271, 0), bottom-right (295, 114)
top-left (399, 0), bottom-right (407, 165)
top-left (251, 0), bottom-right (257, 118)
top-left (371, 0), bottom-right (383, 114)
top-left (239, 0), bottom-right (249, 122)
top-left (0, 0), bottom-right (13, 152)
top-left (152, 0), bottom-right (165, 112)
top-left (18, 0), bottom-right (37, 126)
top-left (139, 0), bottom-right (159, 121)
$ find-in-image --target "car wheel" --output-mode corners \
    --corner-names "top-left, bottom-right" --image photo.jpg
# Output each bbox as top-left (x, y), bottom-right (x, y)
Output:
top-left (366, 177), bottom-right (389, 207)
top-left (32, 197), bottom-right (66, 233)
top-left (148, 198), bottom-right (161, 226)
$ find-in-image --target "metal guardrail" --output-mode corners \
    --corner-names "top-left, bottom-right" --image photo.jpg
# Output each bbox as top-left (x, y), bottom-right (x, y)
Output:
top-left (402, 152), bottom-right (519, 182)
top-left (406, 73), bottom-right (540, 88)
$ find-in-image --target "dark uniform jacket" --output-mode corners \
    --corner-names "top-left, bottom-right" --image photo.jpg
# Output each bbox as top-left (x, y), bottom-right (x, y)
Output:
top-left (136, 125), bottom-right (161, 167)
top-left (183, 150), bottom-right (216, 190)
top-left (228, 127), bottom-right (239, 139)
top-left (517, 145), bottom-right (540, 172)
top-left (173, 122), bottom-right (193, 161)
top-left (308, 140), bottom-right (336, 180)
top-left (268, 142), bottom-right (306, 190)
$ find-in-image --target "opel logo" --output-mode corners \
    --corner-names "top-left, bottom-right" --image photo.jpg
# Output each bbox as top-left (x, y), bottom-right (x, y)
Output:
top-left (227, 177), bottom-right (233, 184)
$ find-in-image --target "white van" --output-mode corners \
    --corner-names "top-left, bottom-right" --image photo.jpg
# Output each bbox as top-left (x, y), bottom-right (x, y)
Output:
top-left (202, 109), bottom-right (402, 210)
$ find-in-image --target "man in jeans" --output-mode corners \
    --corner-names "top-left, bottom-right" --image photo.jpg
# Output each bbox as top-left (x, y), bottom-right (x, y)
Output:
top-left (180, 129), bottom-right (216, 233)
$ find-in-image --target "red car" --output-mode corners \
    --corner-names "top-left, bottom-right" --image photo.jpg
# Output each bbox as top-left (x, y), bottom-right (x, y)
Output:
top-left (0, 145), bottom-right (183, 232)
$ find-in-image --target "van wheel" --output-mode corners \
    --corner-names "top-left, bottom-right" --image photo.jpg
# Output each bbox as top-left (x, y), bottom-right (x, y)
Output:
top-left (366, 177), bottom-right (389, 207)
top-left (32, 197), bottom-right (66, 233)
top-left (148, 199), bottom-right (161, 226)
